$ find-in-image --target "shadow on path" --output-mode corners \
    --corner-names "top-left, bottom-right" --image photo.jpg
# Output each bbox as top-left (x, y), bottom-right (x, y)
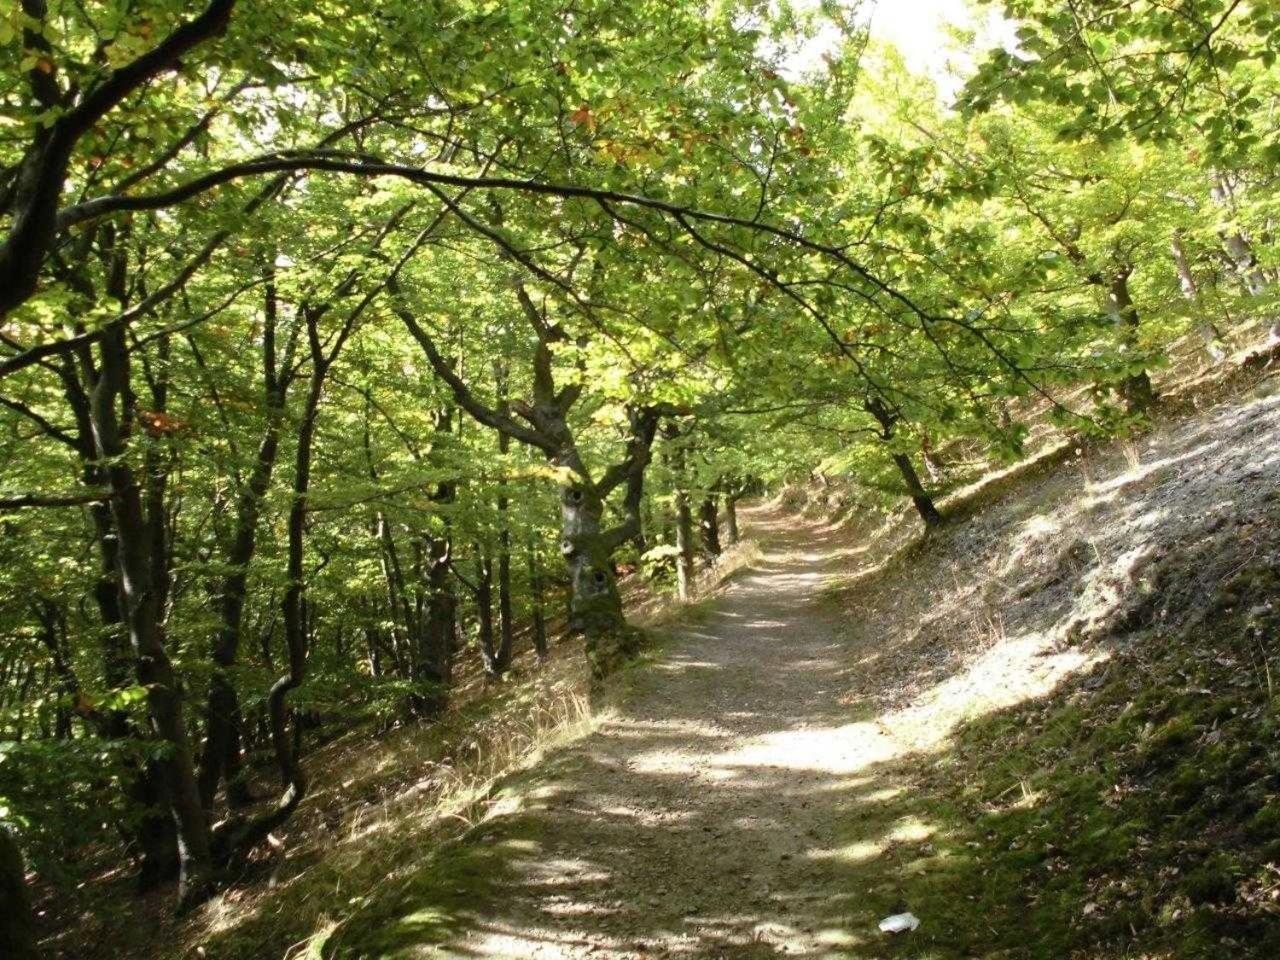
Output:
top-left (329, 507), bottom-right (916, 959)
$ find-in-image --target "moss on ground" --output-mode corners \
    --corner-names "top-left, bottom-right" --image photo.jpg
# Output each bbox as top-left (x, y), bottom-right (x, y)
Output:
top-left (843, 563), bottom-right (1280, 960)
top-left (323, 772), bottom-right (553, 959)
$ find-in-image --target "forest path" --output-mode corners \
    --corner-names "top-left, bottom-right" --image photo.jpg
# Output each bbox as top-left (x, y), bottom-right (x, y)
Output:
top-left (367, 505), bottom-right (909, 959)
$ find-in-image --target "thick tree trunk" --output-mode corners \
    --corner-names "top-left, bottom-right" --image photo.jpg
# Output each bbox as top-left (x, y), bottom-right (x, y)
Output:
top-left (1106, 273), bottom-right (1156, 413)
top-left (559, 483), bottom-right (636, 680)
top-left (395, 298), bottom-right (662, 682)
top-left (414, 408), bottom-right (457, 716)
top-left (698, 494), bottom-right (721, 561)
top-left (58, 356), bottom-right (176, 885)
top-left (133, 759), bottom-right (179, 891)
top-left (416, 535), bottom-right (456, 715)
top-left (0, 826), bottom-right (37, 960)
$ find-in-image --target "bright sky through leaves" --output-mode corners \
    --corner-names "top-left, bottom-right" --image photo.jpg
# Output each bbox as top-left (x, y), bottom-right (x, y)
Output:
top-left (788, 0), bottom-right (1019, 100)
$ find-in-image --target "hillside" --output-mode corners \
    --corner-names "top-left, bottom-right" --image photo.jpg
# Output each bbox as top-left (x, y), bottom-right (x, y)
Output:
top-left (5, 5), bottom-right (1280, 960)
top-left (145, 374), bottom-right (1280, 960)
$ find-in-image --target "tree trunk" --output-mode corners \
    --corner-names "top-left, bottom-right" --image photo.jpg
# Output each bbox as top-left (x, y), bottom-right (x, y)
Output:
top-left (559, 482), bottom-right (636, 680)
top-left (496, 535), bottom-right (514, 672)
top-left (698, 494), bottom-right (721, 561)
top-left (891, 453), bottom-right (943, 529)
top-left (1210, 175), bottom-right (1276, 339)
top-left (199, 280), bottom-right (291, 813)
top-left (724, 496), bottom-right (740, 546)
top-left (920, 429), bottom-right (945, 483)
top-left (0, 826), bottom-right (37, 960)
top-left (87, 327), bottom-right (213, 904)
top-left (1170, 232), bottom-right (1226, 362)
top-left (527, 540), bottom-right (548, 661)
top-left (198, 420), bottom-right (284, 811)
top-left (674, 487), bottom-right (695, 602)
top-left (492, 414), bottom-right (515, 675)
top-left (59, 355), bottom-right (177, 886)
top-left (414, 407), bottom-right (457, 716)
top-left (1106, 272), bottom-right (1156, 413)
top-left (416, 535), bottom-right (456, 715)
top-left (475, 553), bottom-right (500, 675)
top-left (213, 297), bottom-right (359, 864)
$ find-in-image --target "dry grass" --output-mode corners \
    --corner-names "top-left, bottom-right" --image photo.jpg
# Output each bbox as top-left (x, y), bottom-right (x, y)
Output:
top-left (184, 655), bottom-right (599, 960)
top-left (158, 536), bottom-right (764, 960)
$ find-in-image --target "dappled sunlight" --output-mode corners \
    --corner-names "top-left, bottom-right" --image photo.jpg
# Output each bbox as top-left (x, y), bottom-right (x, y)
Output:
top-left (324, 503), bottom-right (1126, 960)
top-left (888, 631), bottom-right (1107, 752)
top-left (310, 394), bottom-right (1280, 958)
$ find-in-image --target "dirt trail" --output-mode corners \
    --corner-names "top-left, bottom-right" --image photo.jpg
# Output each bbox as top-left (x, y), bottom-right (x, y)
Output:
top-left (336, 387), bottom-right (1280, 960)
top-left (424, 508), bottom-right (906, 959)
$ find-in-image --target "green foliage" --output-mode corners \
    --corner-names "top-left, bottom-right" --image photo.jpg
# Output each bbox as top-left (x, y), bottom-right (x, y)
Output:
top-left (0, 0), bottom-right (1276, 940)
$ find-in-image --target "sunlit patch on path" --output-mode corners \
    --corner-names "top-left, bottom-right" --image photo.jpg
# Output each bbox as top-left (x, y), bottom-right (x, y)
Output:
top-left (346, 502), bottom-right (1101, 960)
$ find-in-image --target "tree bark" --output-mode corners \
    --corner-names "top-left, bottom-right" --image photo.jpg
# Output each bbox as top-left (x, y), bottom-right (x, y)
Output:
top-left (724, 496), bottom-right (740, 546)
top-left (1170, 232), bottom-right (1226, 362)
top-left (212, 290), bottom-right (365, 862)
top-left (0, 826), bottom-right (37, 960)
top-left (412, 404), bottom-right (458, 716)
top-left (674, 487), bottom-right (695, 602)
top-left (416, 534), bottom-right (456, 715)
top-left (58, 354), bottom-right (177, 887)
top-left (475, 553), bottom-right (500, 675)
top-left (920, 429), bottom-right (945, 483)
top-left (394, 295), bottom-right (663, 680)
top-left (698, 494), bottom-right (721, 561)
top-left (86, 326), bottom-right (213, 904)
top-left (559, 480), bottom-right (637, 678)
top-left (527, 540), bottom-right (548, 661)
top-left (490, 379), bottom-right (515, 675)
top-left (892, 452), bottom-right (944, 529)
top-left (865, 395), bottom-right (943, 529)
top-left (1106, 272), bottom-right (1156, 413)
top-left (496, 524), bottom-right (515, 673)
top-left (197, 285), bottom-right (292, 811)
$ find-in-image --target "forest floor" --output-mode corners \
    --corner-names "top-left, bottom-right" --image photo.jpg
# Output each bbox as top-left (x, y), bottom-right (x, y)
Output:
top-left (314, 375), bottom-right (1280, 959)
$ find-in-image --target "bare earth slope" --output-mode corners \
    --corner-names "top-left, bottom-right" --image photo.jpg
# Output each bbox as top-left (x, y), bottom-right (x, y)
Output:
top-left (330, 385), bottom-right (1280, 960)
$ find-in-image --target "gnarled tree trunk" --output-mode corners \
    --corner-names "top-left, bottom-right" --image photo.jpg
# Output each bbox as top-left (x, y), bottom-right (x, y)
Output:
top-left (559, 482), bottom-right (636, 679)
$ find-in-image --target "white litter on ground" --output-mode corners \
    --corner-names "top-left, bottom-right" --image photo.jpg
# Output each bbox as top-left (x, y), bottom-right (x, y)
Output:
top-left (878, 912), bottom-right (921, 934)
